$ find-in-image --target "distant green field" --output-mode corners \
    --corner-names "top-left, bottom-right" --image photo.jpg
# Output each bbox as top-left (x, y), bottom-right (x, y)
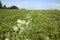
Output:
top-left (0, 9), bottom-right (60, 40)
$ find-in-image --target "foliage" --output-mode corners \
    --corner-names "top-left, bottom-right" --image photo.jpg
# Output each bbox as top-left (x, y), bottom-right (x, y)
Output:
top-left (9, 5), bottom-right (19, 9)
top-left (0, 1), bottom-right (2, 9)
top-left (0, 1), bottom-right (19, 9)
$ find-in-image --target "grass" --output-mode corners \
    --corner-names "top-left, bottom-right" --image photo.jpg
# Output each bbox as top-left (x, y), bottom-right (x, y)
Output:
top-left (0, 9), bottom-right (60, 40)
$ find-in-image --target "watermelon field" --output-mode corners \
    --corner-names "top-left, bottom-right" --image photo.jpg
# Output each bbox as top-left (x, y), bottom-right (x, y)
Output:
top-left (0, 9), bottom-right (60, 40)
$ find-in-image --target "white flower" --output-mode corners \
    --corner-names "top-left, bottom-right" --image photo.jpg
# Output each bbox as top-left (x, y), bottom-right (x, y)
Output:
top-left (17, 19), bottom-right (22, 23)
top-left (13, 26), bottom-right (19, 31)
top-left (5, 38), bottom-right (9, 40)
top-left (45, 37), bottom-right (51, 40)
top-left (26, 22), bottom-right (29, 25)
top-left (22, 20), bottom-right (26, 24)
top-left (17, 19), bottom-right (26, 24)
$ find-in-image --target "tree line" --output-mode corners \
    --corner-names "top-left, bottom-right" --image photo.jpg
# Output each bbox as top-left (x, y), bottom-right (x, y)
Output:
top-left (0, 1), bottom-right (19, 9)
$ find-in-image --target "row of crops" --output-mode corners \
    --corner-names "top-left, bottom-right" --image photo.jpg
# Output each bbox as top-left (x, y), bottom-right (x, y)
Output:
top-left (0, 9), bottom-right (60, 40)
